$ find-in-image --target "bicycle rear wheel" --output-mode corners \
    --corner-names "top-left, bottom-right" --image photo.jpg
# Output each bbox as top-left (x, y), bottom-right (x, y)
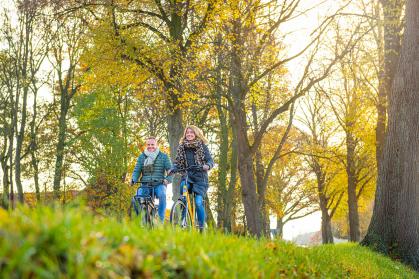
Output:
top-left (170, 199), bottom-right (192, 229)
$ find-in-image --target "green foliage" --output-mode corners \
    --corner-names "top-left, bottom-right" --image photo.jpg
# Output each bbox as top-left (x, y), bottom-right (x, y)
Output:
top-left (68, 88), bottom-right (139, 216)
top-left (84, 173), bottom-right (134, 219)
top-left (72, 88), bottom-right (133, 180)
top-left (0, 206), bottom-right (417, 278)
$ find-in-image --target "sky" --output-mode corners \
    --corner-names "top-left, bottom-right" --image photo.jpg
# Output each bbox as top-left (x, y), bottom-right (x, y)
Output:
top-left (269, 0), bottom-right (338, 240)
top-left (267, 0), bottom-right (362, 240)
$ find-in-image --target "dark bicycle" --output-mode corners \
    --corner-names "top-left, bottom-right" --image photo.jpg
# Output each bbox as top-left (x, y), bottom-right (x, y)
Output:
top-left (169, 165), bottom-right (205, 230)
top-left (129, 182), bottom-right (160, 228)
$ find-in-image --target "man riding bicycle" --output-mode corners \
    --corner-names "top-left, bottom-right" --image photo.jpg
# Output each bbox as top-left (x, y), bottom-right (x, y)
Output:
top-left (131, 137), bottom-right (172, 222)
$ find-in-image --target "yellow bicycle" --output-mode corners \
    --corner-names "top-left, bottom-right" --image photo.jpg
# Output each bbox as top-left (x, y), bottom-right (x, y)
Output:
top-left (169, 165), bottom-right (203, 230)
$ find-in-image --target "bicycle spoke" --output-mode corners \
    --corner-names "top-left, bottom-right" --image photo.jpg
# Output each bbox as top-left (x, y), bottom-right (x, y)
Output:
top-left (170, 200), bottom-right (192, 229)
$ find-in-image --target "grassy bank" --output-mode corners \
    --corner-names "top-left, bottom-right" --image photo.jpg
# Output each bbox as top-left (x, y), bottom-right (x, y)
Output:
top-left (0, 206), bottom-right (416, 278)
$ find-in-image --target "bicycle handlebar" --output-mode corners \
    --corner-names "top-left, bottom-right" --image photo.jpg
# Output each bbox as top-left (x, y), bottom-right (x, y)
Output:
top-left (168, 165), bottom-right (203, 175)
top-left (131, 180), bottom-right (167, 187)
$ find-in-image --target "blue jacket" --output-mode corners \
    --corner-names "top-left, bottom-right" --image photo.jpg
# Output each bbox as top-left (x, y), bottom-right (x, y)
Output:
top-left (131, 151), bottom-right (172, 185)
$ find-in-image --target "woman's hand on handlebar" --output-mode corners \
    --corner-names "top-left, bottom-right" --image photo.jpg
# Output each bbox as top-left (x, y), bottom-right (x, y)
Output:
top-left (168, 165), bottom-right (203, 175)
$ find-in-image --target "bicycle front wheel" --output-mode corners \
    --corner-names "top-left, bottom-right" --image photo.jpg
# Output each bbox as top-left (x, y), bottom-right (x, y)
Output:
top-left (146, 205), bottom-right (159, 228)
top-left (170, 199), bottom-right (192, 229)
top-left (131, 200), bottom-right (149, 227)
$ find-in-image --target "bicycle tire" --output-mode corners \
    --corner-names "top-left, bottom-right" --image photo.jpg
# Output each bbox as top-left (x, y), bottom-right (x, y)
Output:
top-left (130, 198), bottom-right (149, 227)
top-left (146, 203), bottom-right (158, 228)
top-left (170, 199), bottom-right (192, 229)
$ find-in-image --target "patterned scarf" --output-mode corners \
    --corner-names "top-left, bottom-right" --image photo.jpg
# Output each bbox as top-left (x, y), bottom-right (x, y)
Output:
top-left (175, 140), bottom-right (206, 171)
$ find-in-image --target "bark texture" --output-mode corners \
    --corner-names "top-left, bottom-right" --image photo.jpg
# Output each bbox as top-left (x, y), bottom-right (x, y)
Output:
top-left (362, 0), bottom-right (419, 270)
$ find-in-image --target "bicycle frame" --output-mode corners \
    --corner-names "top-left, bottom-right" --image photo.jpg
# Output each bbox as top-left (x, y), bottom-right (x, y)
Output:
top-left (181, 178), bottom-right (197, 228)
top-left (169, 164), bottom-right (205, 229)
top-left (132, 183), bottom-right (158, 226)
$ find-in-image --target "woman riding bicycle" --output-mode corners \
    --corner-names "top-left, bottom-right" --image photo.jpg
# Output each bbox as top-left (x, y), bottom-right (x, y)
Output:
top-left (171, 125), bottom-right (214, 232)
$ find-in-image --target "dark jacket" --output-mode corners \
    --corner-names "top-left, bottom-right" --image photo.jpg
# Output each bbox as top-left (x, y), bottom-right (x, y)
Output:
top-left (131, 151), bottom-right (172, 185)
top-left (177, 144), bottom-right (214, 197)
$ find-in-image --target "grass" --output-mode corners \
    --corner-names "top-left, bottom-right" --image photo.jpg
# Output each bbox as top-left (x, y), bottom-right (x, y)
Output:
top-left (0, 205), bottom-right (417, 278)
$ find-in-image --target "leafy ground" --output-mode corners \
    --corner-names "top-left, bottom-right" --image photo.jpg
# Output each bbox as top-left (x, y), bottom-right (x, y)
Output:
top-left (0, 206), bottom-right (417, 278)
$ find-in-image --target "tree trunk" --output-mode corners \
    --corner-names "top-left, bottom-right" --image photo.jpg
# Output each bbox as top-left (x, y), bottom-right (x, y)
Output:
top-left (1, 161), bottom-right (9, 209)
top-left (237, 137), bottom-right (262, 236)
top-left (233, 91), bottom-right (261, 237)
top-left (316, 169), bottom-right (334, 244)
top-left (252, 103), bottom-right (270, 235)
top-left (362, 0), bottom-right (419, 270)
top-left (30, 151), bottom-right (40, 202)
top-left (14, 86), bottom-right (29, 204)
top-left (167, 12), bottom-right (185, 201)
top-left (8, 142), bottom-right (14, 208)
top-left (217, 120), bottom-right (228, 228)
top-left (7, 84), bottom-right (15, 208)
top-left (276, 216), bottom-right (284, 239)
top-left (232, 76), bottom-right (262, 236)
top-left (375, 0), bottom-right (403, 182)
top-left (320, 197), bottom-right (334, 244)
top-left (230, 18), bottom-right (262, 236)
top-left (30, 91), bottom-right (40, 202)
top-left (205, 195), bottom-right (216, 227)
top-left (223, 123), bottom-right (238, 232)
top-left (1, 115), bottom-right (9, 208)
top-left (216, 103), bottom-right (228, 229)
top-left (346, 132), bottom-right (360, 241)
top-left (215, 35), bottom-right (228, 228)
top-left (167, 7), bottom-right (185, 167)
top-left (53, 98), bottom-right (68, 198)
top-left (15, 6), bottom-right (35, 204)
top-left (321, 210), bottom-right (334, 244)
top-left (167, 107), bottom-right (183, 201)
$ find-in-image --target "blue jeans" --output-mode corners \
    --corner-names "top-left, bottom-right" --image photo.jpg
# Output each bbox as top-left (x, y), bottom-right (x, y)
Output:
top-left (180, 181), bottom-right (205, 228)
top-left (132, 184), bottom-right (166, 221)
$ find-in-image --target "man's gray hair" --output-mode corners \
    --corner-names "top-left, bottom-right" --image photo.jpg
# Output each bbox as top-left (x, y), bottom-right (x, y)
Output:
top-left (146, 136), bottom-right (158, 143)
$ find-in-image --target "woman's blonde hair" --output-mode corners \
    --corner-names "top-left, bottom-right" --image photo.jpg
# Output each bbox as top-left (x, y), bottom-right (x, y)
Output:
top-left (180, 125), bottom-right (209, 144)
